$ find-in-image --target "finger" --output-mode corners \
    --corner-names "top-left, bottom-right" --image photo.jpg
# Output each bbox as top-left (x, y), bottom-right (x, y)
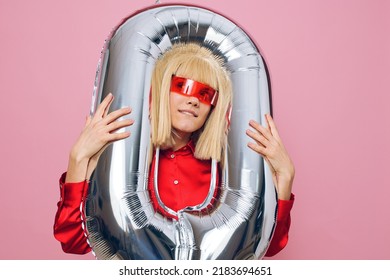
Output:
top-left (248, 143), bottom-right (277, 179)
top-left (265, 114), bottom-right (281, 140)
top-left (103, 94), bottom-right (114, 117)
top-left (104, 131), bottom-right (131, 143)
top-left (103, 107), bottom-right (132, 125)
top-left (106, 118), bottom-right (134, 133)
top-left (94, 93), bottom-right (114, 119)
top-left (246, 128), bottom-right (268, 147)
top-left (249, 119), bottom-right (272, 141)
top-left (247, 142), bottom-right (266, 156)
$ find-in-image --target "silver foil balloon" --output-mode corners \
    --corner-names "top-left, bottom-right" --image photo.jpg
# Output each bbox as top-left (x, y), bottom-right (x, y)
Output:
top-left (83, 4), bottom-right (277, 260)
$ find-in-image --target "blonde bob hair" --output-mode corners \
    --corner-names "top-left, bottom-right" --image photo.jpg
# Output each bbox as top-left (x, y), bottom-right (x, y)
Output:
top-left (150, 43), bottom-right (232, 162)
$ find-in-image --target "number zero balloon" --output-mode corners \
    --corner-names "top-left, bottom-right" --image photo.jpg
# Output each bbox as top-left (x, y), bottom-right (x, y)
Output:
top-left (83, 4), bottom-right (277, 260)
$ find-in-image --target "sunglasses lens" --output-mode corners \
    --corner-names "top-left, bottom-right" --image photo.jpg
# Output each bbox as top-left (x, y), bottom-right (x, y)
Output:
top-left (170, 76), bottom-right (218, 106)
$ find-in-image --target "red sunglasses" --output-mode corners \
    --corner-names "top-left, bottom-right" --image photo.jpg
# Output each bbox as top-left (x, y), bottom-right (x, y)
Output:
top-left (170, 76), bottom-right (219, 106)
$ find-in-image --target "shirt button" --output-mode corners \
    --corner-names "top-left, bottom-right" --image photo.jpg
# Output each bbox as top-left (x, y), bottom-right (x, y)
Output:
top-left (173, 180), bottom-right (179, 185)
top-left (170, 154), bottom-right (175, 159)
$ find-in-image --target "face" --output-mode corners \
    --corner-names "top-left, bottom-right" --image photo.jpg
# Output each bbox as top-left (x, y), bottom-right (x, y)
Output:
top-left (169, 91), bottom-right (212, 138)
top-left (169, 76), bottom-right (218, 138)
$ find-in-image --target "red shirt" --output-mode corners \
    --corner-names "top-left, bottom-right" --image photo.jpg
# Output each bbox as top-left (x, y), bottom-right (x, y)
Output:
top-left (148, 142), bottom-right (219, 219)
top-left (54, 142), bottom-right (294, 257)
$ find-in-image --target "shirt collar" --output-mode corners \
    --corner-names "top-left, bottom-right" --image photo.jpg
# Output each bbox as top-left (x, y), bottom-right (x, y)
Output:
top-left (160, 140), bottom-right (195, 157)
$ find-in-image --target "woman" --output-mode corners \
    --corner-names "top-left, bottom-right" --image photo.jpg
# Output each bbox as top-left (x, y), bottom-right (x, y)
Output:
top-left (54, 43), bottom-right (295, 257)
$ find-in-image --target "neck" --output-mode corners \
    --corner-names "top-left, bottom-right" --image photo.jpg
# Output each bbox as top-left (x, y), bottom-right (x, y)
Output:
top-left (171, 129), bottom-right (191, 151)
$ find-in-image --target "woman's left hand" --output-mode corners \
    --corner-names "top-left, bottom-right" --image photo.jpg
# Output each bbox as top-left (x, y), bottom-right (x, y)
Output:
top-left (246, 114), bottom-right (295, 200)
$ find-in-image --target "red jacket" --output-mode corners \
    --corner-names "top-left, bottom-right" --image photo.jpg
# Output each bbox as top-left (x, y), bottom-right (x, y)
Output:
top-left (54, 143), bottom-right (294, 257)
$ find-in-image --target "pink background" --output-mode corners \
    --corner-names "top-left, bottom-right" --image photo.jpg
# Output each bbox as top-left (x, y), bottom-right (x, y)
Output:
top-left (0, 0), bottom-right (389, 260)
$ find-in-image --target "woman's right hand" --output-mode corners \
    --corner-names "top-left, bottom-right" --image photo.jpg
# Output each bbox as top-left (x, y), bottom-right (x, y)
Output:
top-left (65, 93), bottom-right (134, 183)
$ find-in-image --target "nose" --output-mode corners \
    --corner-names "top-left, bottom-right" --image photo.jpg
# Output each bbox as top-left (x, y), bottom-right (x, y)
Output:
top-left (187, 96), bottom-right (199, 107)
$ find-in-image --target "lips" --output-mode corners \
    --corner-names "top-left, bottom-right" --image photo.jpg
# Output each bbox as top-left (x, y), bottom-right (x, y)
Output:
top-left (178, 109), bottom-right (198, 117)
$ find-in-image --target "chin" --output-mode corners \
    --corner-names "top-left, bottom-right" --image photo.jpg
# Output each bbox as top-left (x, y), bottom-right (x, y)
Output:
top-left (173, 123), bottom-right (201, 134)
top-left (175, 127), bottom-right (197, 134)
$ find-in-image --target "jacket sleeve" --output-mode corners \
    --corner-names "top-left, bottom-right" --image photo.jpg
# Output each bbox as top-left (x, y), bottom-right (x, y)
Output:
top-left (53, 173), bottom-right (91, 254)
top-left (264, 193), bottom-right (295, 257)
